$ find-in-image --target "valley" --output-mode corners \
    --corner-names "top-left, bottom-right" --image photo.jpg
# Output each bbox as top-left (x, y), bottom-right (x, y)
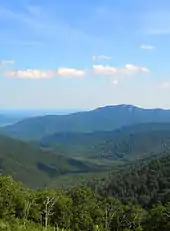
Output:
top-left (1, 105), bottom-right (170, 230)
top-left (1, 105), bottom-right (170, 189)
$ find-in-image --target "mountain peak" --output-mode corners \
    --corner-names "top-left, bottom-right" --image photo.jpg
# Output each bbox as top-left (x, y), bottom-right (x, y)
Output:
top-left (2, 104), bottom-right (170, 140)
top-left (95, 104), bottom-right (140, 111)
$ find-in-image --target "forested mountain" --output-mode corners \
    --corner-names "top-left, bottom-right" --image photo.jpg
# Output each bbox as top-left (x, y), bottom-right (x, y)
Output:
top-left (1, 117), bottom-right (170, 230)
top-left (2, 122), bottom-right (170, 188)
top-left (0, 135), bottom-right (103, 188)
top-left (91, 153), bottom-right (170, 209)
top-left (2, 114), bottom-right (170, 230)
top-left (40, 123), bottom-right (170, 161)
top-left (2, 104), bottom-right (170, 140)
top-left (1, 170), bottom-right (170, 231)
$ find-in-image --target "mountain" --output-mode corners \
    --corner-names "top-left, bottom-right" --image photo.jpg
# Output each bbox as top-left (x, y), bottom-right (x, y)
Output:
top-left (1, 122), bottom-right (170, 189)
top-left (40, 123), bottom-right (170, 162)
top-left (0, 135), bottom-right (103, 188)
top-left (40, 122), bottom-right (170, 189)
top-left (92, 153), bottom-right (170, 208)
top-left (2, 104), bottom-right (170, 140)
top-left (0, 109), bottom-right (80, 126)
top-left (0, 114), bottom-right (23, 126)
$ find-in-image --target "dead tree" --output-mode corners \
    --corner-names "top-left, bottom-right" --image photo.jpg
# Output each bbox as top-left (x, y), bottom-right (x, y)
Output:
top-left (43, 196), bottom-right (56, 229)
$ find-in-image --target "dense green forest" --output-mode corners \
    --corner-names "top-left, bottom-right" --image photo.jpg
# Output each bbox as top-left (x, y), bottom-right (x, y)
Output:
top-left (2, 106), bottom-right (170, 229)
top-left (0, 175), bottom-right (170, 231)
top-left (40, 123), bottom-right (170, 161)
top-left (1, 122), bottom-right (170, 189)
top-left (1, 173), bottom-right (170, 231)
top-left (0, 135), bottom-right (108, 188)
top-left (89, 153), bottom-right (170, 207)
top-left (1, 136), bottom-right (170, 230)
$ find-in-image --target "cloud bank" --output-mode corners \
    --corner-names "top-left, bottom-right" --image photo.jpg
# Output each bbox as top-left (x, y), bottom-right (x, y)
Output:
top-left (92, 64), bottom-right (150, 84)
top-left (3, 62), bottom-right (150, 84)
top-left (5, 69), bottom-right (53, 79)
top-left (4, 67), bottom-right (85, 79)
top-left (92, 64), bottom-right (149, 76)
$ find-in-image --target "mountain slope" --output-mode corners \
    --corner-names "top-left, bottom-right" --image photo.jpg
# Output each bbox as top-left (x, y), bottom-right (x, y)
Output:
top-left (2, 122), bottom-right (170, 189)
top-left (92, 153), bottom-right (170, 208)
top-left (40, 123), bottom-right (170, 161)
top-left (2, 104), bottom-right (170, 140)
top-left (0, 135), bottom-right (102, 188)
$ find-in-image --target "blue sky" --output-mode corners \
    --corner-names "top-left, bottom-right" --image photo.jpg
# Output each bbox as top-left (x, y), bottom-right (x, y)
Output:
top-left (0, 0), bottom-right (170, 109)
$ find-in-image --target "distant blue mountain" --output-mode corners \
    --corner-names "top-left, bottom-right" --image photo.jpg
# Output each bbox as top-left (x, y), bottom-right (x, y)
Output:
top-left (0, 108), bottom-right (80, 116)
top-left (0, 114), bottom-right (24, 126)
top-left (1, 104), bottom-right (170, 140)
top-left (0, 109), bottom-right (80, 126)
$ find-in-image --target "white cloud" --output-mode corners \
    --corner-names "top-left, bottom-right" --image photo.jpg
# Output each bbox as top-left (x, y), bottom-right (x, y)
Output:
top-left (3, 63), bottom-right (149, 82)
top-left (92, 55), bottom-right (112, 61)
top-left (57, 68), bottom-right (85, 77)
top-left (92, 64), bottom-right (150, 85)
top-left (140, 44), bottom-right (154, 50)
top-left (125, 64), bottom-right (150, 72)
top-left (92, 65), bottom-right (117, 75)
top-left (92, 64), bottom-right (150, 76)
top-left (4, 69), bottom-right (53, 79)
top-left (3, 65), bottom-right (85, 79)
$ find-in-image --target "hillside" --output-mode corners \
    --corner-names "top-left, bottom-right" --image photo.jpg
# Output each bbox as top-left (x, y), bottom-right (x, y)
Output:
top-left (40, 123), bottom-right (170, 161)
top-left (38, 123), bottom-right (170, 188)
top-left (0, 135), bottom-right (102, 188)
top-left (2, 173), bottom-right (170, 231)
top-left (92, 153), bottom-right (170, 208)
top-left (1, 122), bottom-right (170, 189)
top-left (2, 104), bottom-right (170, 140)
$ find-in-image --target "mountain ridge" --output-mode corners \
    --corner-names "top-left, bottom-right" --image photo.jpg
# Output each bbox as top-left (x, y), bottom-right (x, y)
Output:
top-left (2, 104), bottom-right (170, 140)
top-left (1, 122), bottom-right (170, 188)
top-left (0, 134), bottom-right (104, 188)
top-left (40, 122), bottom-right (170, 161)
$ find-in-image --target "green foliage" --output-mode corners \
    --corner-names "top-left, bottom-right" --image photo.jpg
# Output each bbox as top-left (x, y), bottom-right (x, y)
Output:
top-left (2, 122), bottom-right (170, 190)
top-left (40, 123), bottom-right (170, 162)
top-left (0, 175), bottom-right (24, 219)
top-left (0, 174), bottom-right (170, 230)
top-left (92, 154), bottom-right (170, 208)
top-left (0, 135), bottom-right (103, 188)
top-left (2, 107), bottom-right (170, 230)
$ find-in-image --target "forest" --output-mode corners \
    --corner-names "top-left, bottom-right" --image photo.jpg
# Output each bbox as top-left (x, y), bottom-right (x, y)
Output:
top-left (2, 153), bottom-right (170, 231)
top-left (1, 107), bottom-right (170, 230)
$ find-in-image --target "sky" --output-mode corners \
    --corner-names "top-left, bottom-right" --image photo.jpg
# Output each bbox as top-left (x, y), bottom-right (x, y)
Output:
top-left (1, 0), bottom-right (170, 109)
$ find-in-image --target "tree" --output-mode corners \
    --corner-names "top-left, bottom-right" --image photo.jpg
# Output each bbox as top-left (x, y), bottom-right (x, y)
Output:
top-left (0, 175), bottom-right (25, 219)
top-left (35, 189), bottom-right (58, 228)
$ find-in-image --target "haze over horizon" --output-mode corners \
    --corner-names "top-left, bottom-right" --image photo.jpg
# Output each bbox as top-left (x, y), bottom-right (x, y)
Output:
top-left (1, 0), bottom-right (170, 109)
top-left (2, 104), bottom-right (170, 119)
